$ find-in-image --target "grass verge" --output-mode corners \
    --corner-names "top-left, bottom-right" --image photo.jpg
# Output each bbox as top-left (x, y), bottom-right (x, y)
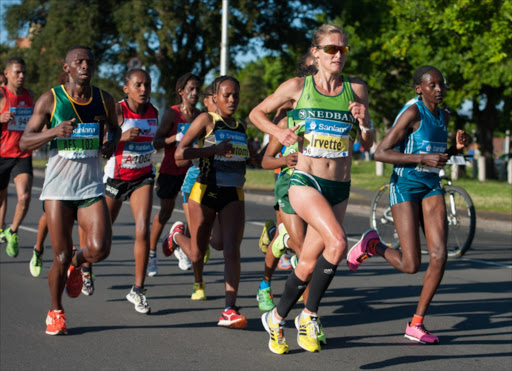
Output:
top-left (245, 160), bottom-right (512, 215)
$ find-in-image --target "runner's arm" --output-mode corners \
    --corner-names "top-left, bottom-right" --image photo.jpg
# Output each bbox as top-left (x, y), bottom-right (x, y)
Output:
top-left (350, 78), bottom-right (374, 150)
top-left (175, 112), bottom-right (233, 166)
top-left (19, 91), bottom-right (64, 151)
top-left (249, 77), bottom-right (303, 146)
top-left (153, 108), bottom-right (177, 150)
top-left (374, 105), bottom-right (448, 168)
top-left (101, 92), bottom-right (121, 159)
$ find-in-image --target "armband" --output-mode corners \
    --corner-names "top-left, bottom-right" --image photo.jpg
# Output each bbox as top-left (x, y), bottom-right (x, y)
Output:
top-left (359, 121), bottom-right (373, 134)
top-left (445, 145), bottom-right (459, 157)
top-left (106, 130), bottom-right (114, 143)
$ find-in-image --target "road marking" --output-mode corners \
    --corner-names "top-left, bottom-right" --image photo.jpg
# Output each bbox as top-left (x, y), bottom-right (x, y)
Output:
top-left (458, 258), bottom-right (512, 269)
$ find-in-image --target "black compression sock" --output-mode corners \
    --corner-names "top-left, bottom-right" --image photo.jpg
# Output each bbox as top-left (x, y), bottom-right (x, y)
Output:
top-left (276, 271), bottom-right (308, 319)
top-left (305, 254), bottom-right (338, 313)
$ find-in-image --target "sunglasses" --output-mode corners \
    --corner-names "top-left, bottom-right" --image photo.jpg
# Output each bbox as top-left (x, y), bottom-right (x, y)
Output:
top-left (316, 45), bottom-right (350, 55)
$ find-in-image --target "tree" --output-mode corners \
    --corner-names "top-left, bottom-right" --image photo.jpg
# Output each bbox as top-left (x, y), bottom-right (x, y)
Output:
top-left (3, 0), bottom-right (327, 106)
top-left (327, 0), bottom-right (511, 177)
top-left (2, 0), bottom-right (120, 98)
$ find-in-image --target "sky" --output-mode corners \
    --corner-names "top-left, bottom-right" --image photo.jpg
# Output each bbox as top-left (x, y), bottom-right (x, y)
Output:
top-left (0, 0), bottom-right (20, 45)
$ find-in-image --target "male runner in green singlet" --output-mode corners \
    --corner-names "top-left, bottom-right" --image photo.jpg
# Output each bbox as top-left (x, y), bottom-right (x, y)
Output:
top-left (20, 45), bottom-right (121, 335)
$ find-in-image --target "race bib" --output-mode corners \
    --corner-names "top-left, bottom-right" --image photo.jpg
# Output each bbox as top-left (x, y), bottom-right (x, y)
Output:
top-left (214, 130), bottom-right (249, 162)
top-left (57, 122), bottom-right (100, 159)
top-left (447, 155), bottom-right (466, 165)
top-left (302, 118), bottom-right (352, 158)
top-left (121, 141), bottom-right (155, 169)
top-left (176, 123), bottom-right (191, 142)
top-left (414, 140), bottom-right (447, 173)
top-left (8, 107), bottom-right (33, 131)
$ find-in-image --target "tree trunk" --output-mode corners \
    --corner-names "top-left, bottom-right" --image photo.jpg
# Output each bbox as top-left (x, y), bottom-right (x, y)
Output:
top-left (475, 85), bottom-right (502, 179)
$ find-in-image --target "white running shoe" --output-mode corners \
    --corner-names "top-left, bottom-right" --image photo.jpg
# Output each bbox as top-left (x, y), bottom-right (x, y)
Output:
top-left (147, 256), bottom-right (158, 276)
top-left (126, 287), bottom-right (151, 314)
top-left (174, 247), bottom-right (192, 271)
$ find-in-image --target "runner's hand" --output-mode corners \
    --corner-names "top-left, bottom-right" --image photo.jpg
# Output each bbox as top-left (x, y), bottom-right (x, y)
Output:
top-left (54, 118), bottom-right (77, 138)
top-left (276, 125), bottom-right (300, 147)
top-left (0, 111), bottom-right (13, 124)
top-left (215, 138), bottom-right (233, 158)
top-left (456, 129), bottom-right (470, 150)
top-left (420, 153), bottom-right (449, 168)
top-left (285, 152), bottom-right (298, 168)
top-left (101, 140), bottom-right (116, 159)
top-left (122, 127), bottom-right (141, 142)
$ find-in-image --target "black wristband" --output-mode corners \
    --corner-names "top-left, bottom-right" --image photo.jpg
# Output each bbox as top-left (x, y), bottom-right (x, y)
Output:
top-left (445, 145), bottom-right (458, 157)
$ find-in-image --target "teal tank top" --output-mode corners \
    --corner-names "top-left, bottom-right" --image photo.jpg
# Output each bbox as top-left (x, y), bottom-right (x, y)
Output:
top-left (393, 100), bottom-right (448, 186)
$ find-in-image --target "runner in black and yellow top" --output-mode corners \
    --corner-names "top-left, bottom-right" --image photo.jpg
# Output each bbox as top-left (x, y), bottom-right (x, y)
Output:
top-left (250, 24), bottom-right (374, 354)
top-left (175, 75), bottom-right (249, 329)
top-left (20, 45), bottom-right (121, 335)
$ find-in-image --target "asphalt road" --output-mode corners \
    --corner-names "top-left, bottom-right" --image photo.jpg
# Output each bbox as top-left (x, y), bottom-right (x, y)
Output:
top-left (1, 173), bottom-right (511, 370)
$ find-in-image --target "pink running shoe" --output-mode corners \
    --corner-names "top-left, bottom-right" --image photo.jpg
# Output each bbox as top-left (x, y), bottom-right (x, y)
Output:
top-left (404, 322), bottom-right (440, 344)
top-left (162, 221), bottom-right (184, 257)
top-left (347, 229), bottom-right (380, 271)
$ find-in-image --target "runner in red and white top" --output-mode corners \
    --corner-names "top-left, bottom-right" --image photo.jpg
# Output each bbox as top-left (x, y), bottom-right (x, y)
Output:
top-left (146, 72), bottom-right (202, 277)
top-left (103, 68), bottom-right (158, 314)
top-left (0, 57), bottom-right (35, 258)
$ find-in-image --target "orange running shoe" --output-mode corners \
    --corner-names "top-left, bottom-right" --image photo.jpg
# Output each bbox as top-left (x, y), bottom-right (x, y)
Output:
top-left (66, 265), bottom-right (83, 298)
top-left (217, 306), bottom-right (247, 329)
top-left (46, 310), bottom-right (67, 335)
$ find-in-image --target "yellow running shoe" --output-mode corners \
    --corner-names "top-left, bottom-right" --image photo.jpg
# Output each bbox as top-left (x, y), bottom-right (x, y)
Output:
top-left (4, 228), bottom-right (19, 258)
top-left (0, 228), bottom-right (5, 244)
top-left (191, 282), bottom-right (206, 301)
top-left (259, 220), bottom-right (276, 254)
top-left (261, 311), bottom-right (289, 354)
top-left (317, 317), bottom-right (327, 345)
top-left (271, 223), bottom-right (288, 258)
top-left (295, 313), bottom-right (321, 352)
top-left (29, 248), bottom-right (43, 278)
top-left (203, 246), bottom-right (210, 264)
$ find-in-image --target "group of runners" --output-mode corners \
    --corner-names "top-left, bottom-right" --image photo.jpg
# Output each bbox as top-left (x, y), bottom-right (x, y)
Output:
top-left (0, 23), bottom-right (470, 353)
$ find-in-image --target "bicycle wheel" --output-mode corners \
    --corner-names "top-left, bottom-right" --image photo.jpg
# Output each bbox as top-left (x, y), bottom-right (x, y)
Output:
top-left (444, 185), bottom-right (476, 258)
top-left (369, 183), bottom-right (400, 249)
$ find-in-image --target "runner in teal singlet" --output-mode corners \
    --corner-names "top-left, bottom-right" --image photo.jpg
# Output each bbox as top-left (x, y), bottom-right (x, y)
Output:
top-left (20, 45), bottom-right (121, 335)
top-left (347, 66), bottom-right (470, 344)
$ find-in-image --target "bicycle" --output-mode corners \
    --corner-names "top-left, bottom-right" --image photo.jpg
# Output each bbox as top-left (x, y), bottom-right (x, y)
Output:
top-left (369, 156), bottom-right (477, 258)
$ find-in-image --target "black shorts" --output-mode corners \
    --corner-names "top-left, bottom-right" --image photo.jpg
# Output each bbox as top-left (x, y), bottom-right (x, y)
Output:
top-left (189, 182), bottom-right (244, 212)
top-left (156, 173), bottom-right (186, 199)
top-left (0, 157), bottom-right (33, 190)
top-left (105, 172), bottom-right (155, 202)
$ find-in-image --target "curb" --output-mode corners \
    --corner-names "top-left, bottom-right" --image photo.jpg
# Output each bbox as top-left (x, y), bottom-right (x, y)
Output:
top-left (33, 168), bottom-right (510, 233)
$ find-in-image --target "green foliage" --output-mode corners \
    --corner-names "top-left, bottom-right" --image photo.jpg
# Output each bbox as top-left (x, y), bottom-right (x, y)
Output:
top-left (380, 0), bottom-right (512, 176)
top-left (3, 0), bottom-right (510, 177)
top-left (2, 0), bottom-right (324, 105)
top-left (2, 0), bottom-right (119, 99)
top-left (236, 54), bottom-right (299, 119)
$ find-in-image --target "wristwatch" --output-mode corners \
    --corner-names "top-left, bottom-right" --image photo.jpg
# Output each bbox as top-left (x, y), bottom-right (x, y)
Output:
top-left (360, 120), bottom-right (373, 133)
